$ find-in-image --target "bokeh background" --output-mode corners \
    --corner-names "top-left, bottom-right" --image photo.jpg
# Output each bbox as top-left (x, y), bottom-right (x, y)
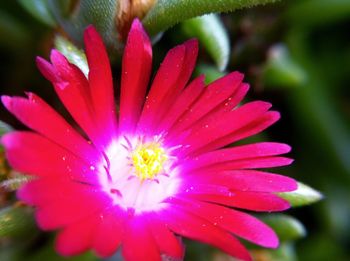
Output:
top-left (0, 0), bottom-right (349, 260)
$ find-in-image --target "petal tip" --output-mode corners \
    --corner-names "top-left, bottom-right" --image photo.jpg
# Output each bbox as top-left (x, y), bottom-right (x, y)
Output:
top-left (84, 24), bottom-right (99, 37)
top-left (131, 18), bottom-right (143, 30)
top-left (1, 95), bottom-right (12, 109)
top-left (83, 24), bottom-right (102, 46)
top-left (231, 71), bottom-right (245, 81)
top-left (184, 38), bottom-right (199, 50)
top-left (36, 56), bottom-right (59, 82)
top-left (268, 235), bottom-right (279, 249)
top-left (50, 49), bottom-right (66, 64)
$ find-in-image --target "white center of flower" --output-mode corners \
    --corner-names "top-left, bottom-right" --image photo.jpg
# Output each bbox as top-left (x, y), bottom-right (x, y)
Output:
top-left (98, 135), bottom-right (180, 213)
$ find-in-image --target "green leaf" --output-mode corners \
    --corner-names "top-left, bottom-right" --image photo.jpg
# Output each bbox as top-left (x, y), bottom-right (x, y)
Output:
top-left (181, 14), bottom-right (229, 71)
top-left (260, 214), bottom-right (306, 242)
top-left (0, 120), bottom-right (12, 136)
top-left (143, 0), bottom-right (279, 35)
top-left (252, 242), bottom-right (297, 261)
top-left (287, 0), bottom-right (350, 28)
top-left (194, 64), bottom-right (225, 85)
top-left (48, 0), bottom-right (121, 53)
top-left (278, 182), bottom-right (323, 207)
top-left (18, 0), bottom-right (56, 26)
top-left (263, 44), bottom-right (308, 88)
top-left (0, 206), bottom-right (37, 238)
top-left (54, 35), bottom-right (89, 77)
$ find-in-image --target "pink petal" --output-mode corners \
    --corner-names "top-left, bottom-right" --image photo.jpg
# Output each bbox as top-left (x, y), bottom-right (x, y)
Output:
top-left (35, 56), bottom-right (59, 82)
top-left (137, 45), bottom-right (185, 132)
top-left (93, 206), bottom-right (126, 257)
top-left (184, 142), bottom-right (291, 170)
top-left (1, 94), bottom-right (99, 164)
top-left (156, 75), bottom-right (205, 133)
top-left (122, 217), bottom-right (161, 261)
top-left (186, 191), bottom-right (290, 212)
top-left (84, 26), bottom-right (118, 145)
top-left (178, 101), bottom-right (272, 155)
top-left (138, 39), bottom-right (198, 133)
top-left (208, 156), bottom-right (293, 170)
top-left (35, 187), bottom-right (110, 230)
top-left (158, 207), bottom-right (252, 261)
top-left (18, 178), bottom-right (84, 206)
top-left (119, 19), bottom-right (152, 133)
top-left (152, 39), bottom-right (199, 127)
top-left (209, 83), bottom-right (250, 115)
top-left (55, 215), bottom-right (98, 256)
top-left (169, 197), bottom-right (279, 248)
top-left (186, 170), bottom-right (297, 192)
top-left (1, 131), bottom-right (99, 183)
top-left (189, 110), bottom-right (281, 155)
top-left (169, 72), bottom-right (244, 134)
top-left (146, 214), bottom-right (184, 259)
top-left (36, 53), bottom-right (98, 144)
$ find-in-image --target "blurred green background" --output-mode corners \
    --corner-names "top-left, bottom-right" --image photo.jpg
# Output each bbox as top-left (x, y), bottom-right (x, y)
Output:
top-left (0, 0), bottom-right (349, 260)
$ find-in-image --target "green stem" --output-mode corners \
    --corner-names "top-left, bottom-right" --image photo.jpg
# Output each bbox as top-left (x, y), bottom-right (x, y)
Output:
top-left (143, 0), bottom-right (280, 35)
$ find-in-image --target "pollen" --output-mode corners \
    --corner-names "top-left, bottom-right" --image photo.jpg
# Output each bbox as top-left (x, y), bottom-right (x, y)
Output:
top-left (131, 141), bottom-right (168, 180)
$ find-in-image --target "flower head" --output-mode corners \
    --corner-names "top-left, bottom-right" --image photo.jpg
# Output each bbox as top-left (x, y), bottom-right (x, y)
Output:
top-left (1, 19), bottom-right (297, 261)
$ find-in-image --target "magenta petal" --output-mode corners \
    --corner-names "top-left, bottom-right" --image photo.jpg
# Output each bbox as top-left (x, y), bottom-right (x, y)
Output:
top-left (122, 217), bottom-right (161, 261)
top-left (178, 101), bottom-right (272, 155)
top-left (17, 178), bottom-right (98, 206)
top-left (186, 156), bottom-right (293, 171)
top-left (138, 44), bottom-right (186, 132)
top-left (1, 131), bottom-right (98, 183)
top-left (170, 72), bottom-right (244, 134)
top-left (211, 83), bottom-right (250, 115)
top-left (35, 189), bottom-right (109, 230)
top-left (55, 215), bottom-right (98, 256)
top-left (151, 39), bottom-right (199, 128)
top-left (146, 214), bottom-right (184, 259)
top-left (188, 170), bottom-right (297, 192)
top-left (35, 56), bottom-right (59, 82)
top-left (156, 75), bottom-right (205, 133)
top-left (1, 94), bottom-right (99, 163)
top-left (84, 26), bottom-right (118, 145)
top-left (186, 191), bottom-right (290, 212)
top-left (37, 51), bottom-right (100, 144)
top-left (194, 111), bottom-right (281, 154)
top-left (93, 206), bottom-right (126, 257)
top-left (119, 19), bottom-right (152, 133)
top-left (159, 207), bottom-right (252, 261)
top-left (170, 197), bottom-right (279, 248)
top-left (138, 39), bottom-right (198, 132)
top-left (211, 156), bottom-right (293, 170)
top-left (184, 142), bottom-right (291, 170)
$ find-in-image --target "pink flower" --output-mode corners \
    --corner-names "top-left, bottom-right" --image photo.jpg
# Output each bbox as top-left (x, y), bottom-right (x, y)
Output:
top-left (1, 19), bottom-right (297, 261)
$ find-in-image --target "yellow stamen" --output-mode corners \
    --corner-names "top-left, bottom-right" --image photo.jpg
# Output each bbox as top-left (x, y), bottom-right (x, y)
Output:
top-left (131, 142), bottom-right (167, 180)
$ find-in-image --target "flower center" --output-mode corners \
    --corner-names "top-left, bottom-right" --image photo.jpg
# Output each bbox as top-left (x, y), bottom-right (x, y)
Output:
top-left (131, 142), bottom-right (168, 180)
top-left (101, 136), bottom-right (180, 212)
